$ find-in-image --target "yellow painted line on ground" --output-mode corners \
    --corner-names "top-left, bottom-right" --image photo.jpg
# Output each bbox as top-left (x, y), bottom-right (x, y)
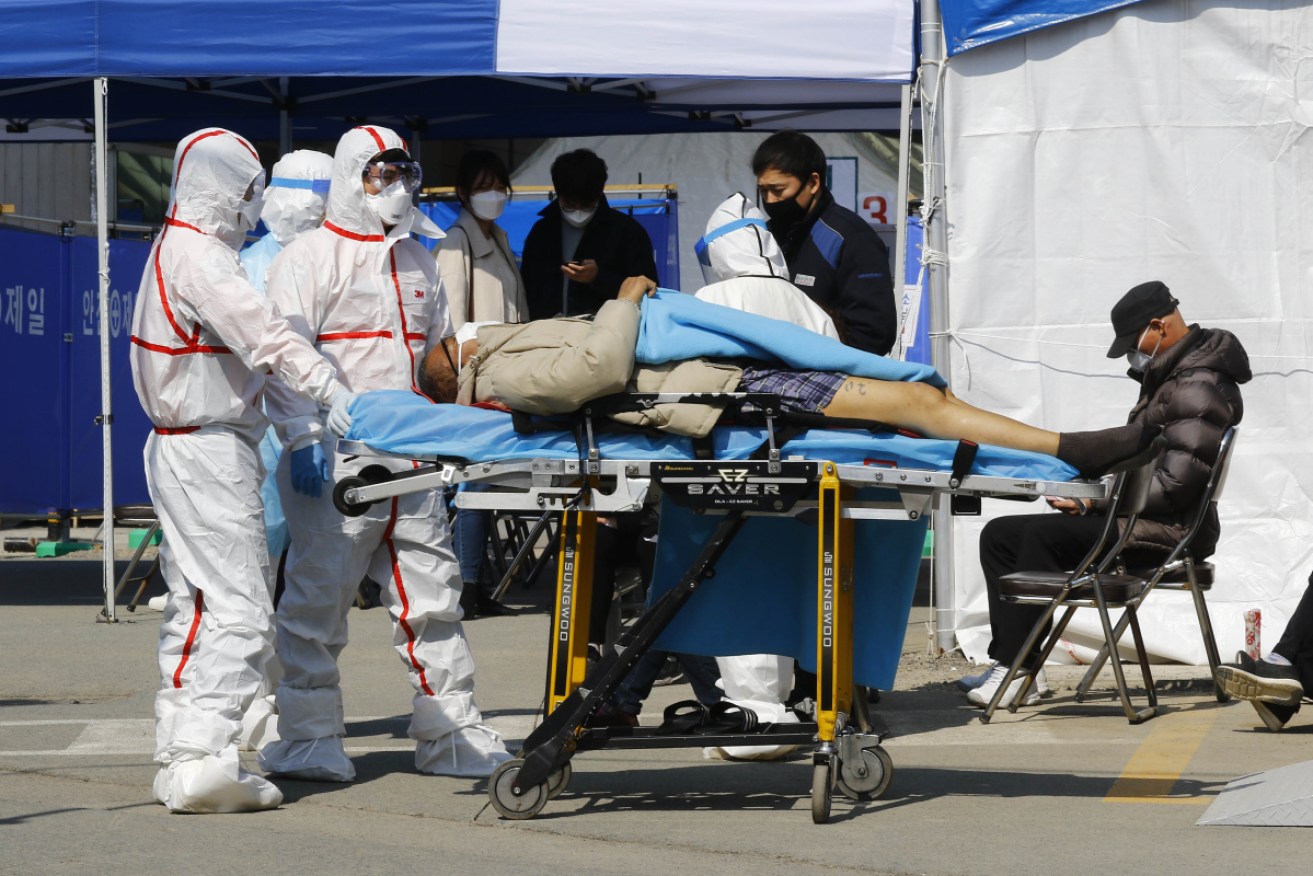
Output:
top-left (1105, 707), bottom-right (1222, 804)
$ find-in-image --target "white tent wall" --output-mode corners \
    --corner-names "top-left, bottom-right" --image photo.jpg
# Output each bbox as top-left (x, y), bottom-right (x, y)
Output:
top-left (940, 0), bottom-right (1313, 664)
top-left (510, 132), bottom-right (901, 294)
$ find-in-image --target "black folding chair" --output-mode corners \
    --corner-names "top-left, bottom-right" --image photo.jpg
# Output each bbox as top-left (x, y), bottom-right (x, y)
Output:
top-left (1075, 427), bottom-right (1238, 704)
top-left (980, 443), bottom-right (1165, 724)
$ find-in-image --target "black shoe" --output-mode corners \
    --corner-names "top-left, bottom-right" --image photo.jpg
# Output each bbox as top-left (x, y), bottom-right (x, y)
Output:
top-left (1250, 699), bottom-right (1298, 732)
top-left (475, 595), bottom-right (516, 617)
top-left (1215, 659), bottom-right (1303, 705)
top-left (650, 655), bottom-right (686, 687)
top-left (587, 702), bottom-right (640, 729)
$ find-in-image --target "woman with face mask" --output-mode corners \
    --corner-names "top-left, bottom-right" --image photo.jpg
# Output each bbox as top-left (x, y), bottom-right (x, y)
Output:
top-left (434, 150), bottom-right (528, 619)
top-left (435, 150), bottom-right (527, 330)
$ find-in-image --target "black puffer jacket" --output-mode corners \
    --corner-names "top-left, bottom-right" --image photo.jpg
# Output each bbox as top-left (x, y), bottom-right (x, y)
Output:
top-left (1122, 326), bottom-right (1251, 557)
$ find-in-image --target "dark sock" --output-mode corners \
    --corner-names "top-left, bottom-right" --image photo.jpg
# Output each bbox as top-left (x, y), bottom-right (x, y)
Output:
top-left (1056, 423), bottom-right (1160, 478)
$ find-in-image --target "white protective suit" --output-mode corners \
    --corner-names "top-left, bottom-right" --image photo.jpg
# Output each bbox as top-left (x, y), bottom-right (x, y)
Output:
top-left (130, 127), bottom-right (348, 813)
top-left (237, 149), bottom-right (335, 752)
top-left (693, 193), bottom-right (840, 340)
top-left (692, 193), bottom-right (842, 761)
top-left (260, 125), bottom-right (511, 781)
top-left (240, 149), bottom-right (335, 293)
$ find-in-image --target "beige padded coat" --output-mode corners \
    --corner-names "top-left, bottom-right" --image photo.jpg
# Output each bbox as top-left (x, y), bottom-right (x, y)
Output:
top-left (456, 299), bottom-right (741, 438)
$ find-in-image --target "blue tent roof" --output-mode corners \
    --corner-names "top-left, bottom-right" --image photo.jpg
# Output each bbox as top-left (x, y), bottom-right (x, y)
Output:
top-left (0, 1), bottom-right (915, 140)
top-left (938, 0), bottom-right (1150, 55)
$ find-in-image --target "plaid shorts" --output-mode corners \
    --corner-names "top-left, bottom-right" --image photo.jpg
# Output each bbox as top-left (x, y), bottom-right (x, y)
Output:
top-left (737, 365), bottom-right (847, 414)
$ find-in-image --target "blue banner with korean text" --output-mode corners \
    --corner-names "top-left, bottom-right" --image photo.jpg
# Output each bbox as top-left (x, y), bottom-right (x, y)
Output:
top-left (0, 226), bottom-right (153, 517)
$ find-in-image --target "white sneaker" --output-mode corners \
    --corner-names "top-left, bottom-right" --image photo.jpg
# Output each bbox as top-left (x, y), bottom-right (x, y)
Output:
top-left (960, 663), bottom-right (1053, 697)
top-left (957, 662), bottom-right (998, 692)
top-left (967, 665), bottom-right (1042, 709)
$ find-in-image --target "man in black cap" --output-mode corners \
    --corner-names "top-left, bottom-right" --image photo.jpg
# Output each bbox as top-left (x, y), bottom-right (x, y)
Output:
top-left (961, 280), bottom-right (1252, 708)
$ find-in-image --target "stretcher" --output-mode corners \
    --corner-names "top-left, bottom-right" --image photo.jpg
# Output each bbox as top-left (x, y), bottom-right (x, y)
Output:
top-left (333, 390), bottom-right (1104, 822)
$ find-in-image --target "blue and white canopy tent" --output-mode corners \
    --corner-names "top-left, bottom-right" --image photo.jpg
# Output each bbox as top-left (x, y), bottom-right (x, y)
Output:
top-left (922, 0), bottom-right (1311, 662)
top-left (0, 0), bottom-right (918, 620)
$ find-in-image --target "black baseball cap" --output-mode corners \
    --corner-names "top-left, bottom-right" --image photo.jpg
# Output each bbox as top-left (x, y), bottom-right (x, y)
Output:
top-left (1107, 281), bottom-right (1179, 358)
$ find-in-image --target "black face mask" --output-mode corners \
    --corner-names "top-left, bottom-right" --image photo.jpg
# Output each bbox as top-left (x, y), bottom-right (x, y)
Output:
top-left (762, 194), bottom-right (807, 225)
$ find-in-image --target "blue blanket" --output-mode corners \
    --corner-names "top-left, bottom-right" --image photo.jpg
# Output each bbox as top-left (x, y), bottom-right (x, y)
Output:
top-left (636, 290), bottom-right (946, 387)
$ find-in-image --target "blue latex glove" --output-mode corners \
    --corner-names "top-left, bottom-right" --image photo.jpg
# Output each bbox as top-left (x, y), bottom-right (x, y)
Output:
top-left (289, 444), bottom-right (330, 498)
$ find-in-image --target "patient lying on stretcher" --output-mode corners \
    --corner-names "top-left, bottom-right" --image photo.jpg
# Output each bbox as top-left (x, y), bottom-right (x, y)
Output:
top-left (419, 276), bottom-right (1157, 478)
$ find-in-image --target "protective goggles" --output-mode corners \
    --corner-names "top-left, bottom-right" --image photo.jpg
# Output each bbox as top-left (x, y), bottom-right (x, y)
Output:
top-left (693, 216), bottom-right (767, 266)
top-left (363, 160), bottom-right (423, 194)
top-left (245, 171), bottom-right (266, 202)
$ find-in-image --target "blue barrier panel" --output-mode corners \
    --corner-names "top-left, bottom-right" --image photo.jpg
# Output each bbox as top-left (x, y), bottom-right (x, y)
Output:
top-left (419, 197), bottom-right (680, 289)
top-left (903, 215), bottom-right (932, 366)
top-left (0, 226), bottom-right (153, 517)
top-left (67, 236), bottom-right (153, 511)
top-left (0, 228), bottom-right (67, 516)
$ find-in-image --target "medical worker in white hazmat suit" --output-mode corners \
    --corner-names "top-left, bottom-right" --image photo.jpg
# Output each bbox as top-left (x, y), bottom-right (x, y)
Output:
top-left (695, 192), bottom-right (837, 760)
top-left (259, 125), bottom-right (511, 781)
top-left (130, 128), bottom-right (356, 813)
top-left (236, 148), bottom-right (335, 752)
top-left (241, 149), bottom-right (334, 293)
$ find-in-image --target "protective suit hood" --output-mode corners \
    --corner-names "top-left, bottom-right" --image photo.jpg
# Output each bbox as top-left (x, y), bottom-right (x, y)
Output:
top-left (326, 126), bottom-right (443, 240)
top-left (168, 128), bottom-right (265, 251)
top-left (695, 193), bottom-right (789, 285)
top-left (262, 150), bottom-right (334, 246)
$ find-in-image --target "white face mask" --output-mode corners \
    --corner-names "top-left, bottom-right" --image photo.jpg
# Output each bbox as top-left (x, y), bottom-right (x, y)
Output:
top-left (1126, 326), bottom-right (1163, 374)
top-left (561, 205), bottom-right (596, 228)
top-left (364, 181), bottom-right (413, 227)
top-left (469, 190), bottom-right (507, 222)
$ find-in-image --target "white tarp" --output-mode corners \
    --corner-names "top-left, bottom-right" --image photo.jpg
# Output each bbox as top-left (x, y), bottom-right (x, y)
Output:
top-left (510, 132), bottom-right (900, 294)
top-left (941, 0), bottom-right (1313, 665)
top-left (496, 0), bottom-right (914, 81)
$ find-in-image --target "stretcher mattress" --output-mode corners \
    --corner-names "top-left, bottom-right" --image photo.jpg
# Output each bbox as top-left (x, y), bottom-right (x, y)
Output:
top-left (346, 391), bottom-right (1079, 481)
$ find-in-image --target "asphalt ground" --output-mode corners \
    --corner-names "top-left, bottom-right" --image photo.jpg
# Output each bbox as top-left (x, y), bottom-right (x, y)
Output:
top-left (2, 538), bottom-right (1310, 876)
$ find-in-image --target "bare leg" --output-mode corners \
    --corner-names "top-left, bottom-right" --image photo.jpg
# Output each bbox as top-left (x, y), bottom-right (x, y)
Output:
top-left (821, 378), bottom-right (1060, 455)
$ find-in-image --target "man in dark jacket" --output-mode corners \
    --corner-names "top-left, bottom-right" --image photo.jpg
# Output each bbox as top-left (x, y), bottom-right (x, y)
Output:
top-left (521, 149), bottom-right (658, 319)
top-left (964, 280), bottom-right (1252, 708)
top-left (753, 131), bottom-right (897, 355)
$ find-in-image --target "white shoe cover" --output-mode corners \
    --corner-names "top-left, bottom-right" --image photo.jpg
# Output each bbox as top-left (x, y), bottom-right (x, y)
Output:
top-left (258, 736), bottom-right (355, 782)
top-left (147, 594), bottom-right (168, 612)
top-left (239, 695), bottom-right (280, 752)
top-left (703, 699), bottom-right (801, 762)
top-left (152, 751), bottom-right (283, 814)
top-left (415, 725), bottom-right (512, 778)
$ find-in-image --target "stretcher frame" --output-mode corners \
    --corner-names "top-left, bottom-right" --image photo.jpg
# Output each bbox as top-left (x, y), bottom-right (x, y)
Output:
top-left (334, 428), bottom-right (1102, 823)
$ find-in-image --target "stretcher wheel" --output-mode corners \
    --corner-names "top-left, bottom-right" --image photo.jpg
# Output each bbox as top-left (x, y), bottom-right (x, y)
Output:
top-left (488, 759), bottom-right (547, 820)
top-left (332, 466), bottom-right (394, 517)
top-left (332, 476), bottom-right (372, 517)
top-left (811, 762), bottom-right (833, 824)
top-left (546, 762), bottom-right (572, 799)
top-left (836, 745), bottom-right (893, 801)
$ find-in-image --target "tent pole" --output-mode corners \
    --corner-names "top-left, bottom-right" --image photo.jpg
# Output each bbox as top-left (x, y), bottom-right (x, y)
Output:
top-left (94, 77), bottom-right (117, 624)
top-left (920, 0), bottom-right (955, 654)
top-left (892, 83), bottom-right (912, 343)
top-left (279, 77), bottom-right (291, 155)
